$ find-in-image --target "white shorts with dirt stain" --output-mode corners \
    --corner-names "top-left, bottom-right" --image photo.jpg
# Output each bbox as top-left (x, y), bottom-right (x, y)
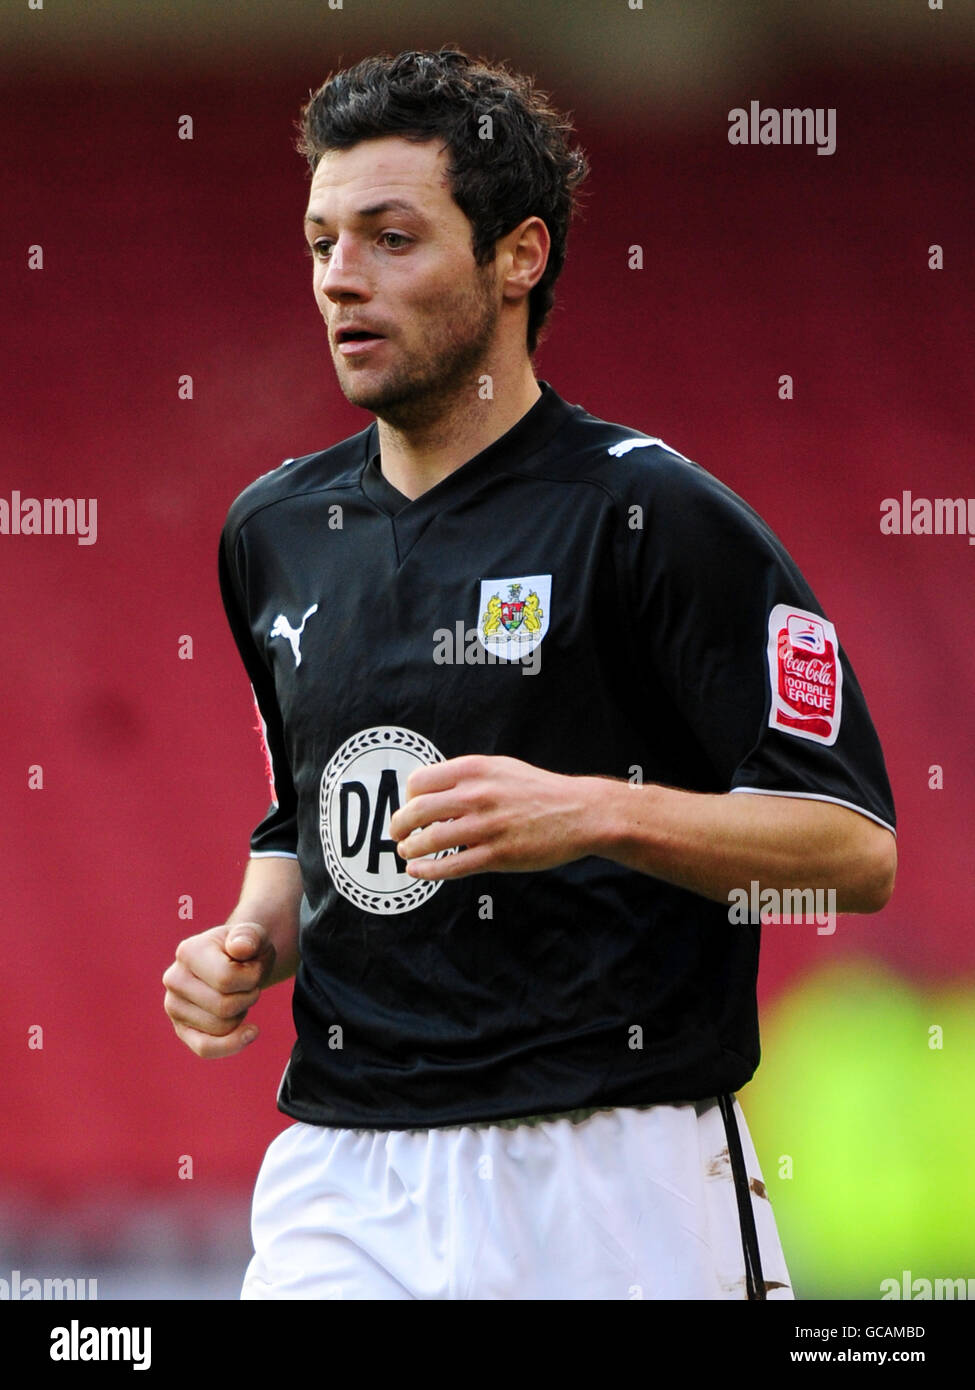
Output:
top-left (240, 1095), bottom-right (794, 1300)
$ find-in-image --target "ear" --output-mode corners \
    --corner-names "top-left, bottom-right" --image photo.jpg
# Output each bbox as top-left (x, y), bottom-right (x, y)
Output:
top-left (498, 216), bottom-right (550, 303)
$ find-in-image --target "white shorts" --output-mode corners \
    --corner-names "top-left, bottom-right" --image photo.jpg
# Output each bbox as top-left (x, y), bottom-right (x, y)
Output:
top-left (241, 1096), bottom-right (794, 1300)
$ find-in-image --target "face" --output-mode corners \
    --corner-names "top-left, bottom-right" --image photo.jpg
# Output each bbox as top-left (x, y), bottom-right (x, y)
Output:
top-left (304, 136), bottom-right (501, 429)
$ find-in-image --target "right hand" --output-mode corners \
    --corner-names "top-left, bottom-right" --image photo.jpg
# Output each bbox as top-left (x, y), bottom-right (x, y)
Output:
top-left (162, 921), bottom-right (277, 1058)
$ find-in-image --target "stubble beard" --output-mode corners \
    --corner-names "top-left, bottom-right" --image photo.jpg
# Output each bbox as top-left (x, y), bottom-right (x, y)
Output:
top-left (331, 262), bottom-right (500, 432)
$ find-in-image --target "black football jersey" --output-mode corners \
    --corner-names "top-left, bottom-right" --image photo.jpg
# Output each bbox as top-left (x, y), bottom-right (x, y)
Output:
top-left (218, 381), bottom-right (895, 1129)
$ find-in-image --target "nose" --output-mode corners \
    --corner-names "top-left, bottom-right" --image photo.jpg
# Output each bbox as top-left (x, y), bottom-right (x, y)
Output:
top-left (318, 236), bottom-right (371, 305)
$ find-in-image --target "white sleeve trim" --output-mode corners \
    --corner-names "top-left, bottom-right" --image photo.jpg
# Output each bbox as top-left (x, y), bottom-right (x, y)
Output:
top-left (249, 850), bottom-right (300, 860)
top-left (729, 786), bottom-right (896, 837)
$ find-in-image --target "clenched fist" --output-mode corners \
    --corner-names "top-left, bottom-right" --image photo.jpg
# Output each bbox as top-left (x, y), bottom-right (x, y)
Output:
top-left (163, 921), bottom-right (277, 1059)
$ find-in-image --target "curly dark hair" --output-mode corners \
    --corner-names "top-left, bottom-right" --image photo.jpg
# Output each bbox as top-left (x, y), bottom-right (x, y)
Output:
top-left (297, 48), bottom-right (589, 354)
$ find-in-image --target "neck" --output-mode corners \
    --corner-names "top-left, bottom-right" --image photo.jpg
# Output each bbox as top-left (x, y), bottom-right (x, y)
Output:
top-left (376, 362), bottom-right (541, 501)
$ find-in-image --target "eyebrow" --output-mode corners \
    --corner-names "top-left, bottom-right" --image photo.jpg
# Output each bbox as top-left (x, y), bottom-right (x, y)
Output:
top-left (303, 198), bottom-right (426, 227)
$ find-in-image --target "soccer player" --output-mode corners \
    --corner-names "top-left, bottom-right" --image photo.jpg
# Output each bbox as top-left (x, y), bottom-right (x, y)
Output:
top-left (163, 49), bottom-right (896, 1300)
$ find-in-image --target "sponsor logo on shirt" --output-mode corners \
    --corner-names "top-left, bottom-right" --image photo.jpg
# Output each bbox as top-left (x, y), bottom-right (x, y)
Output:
top-left (319, 726), bottom-right (457, 915)
top-left (478, 574), bottom-right (551, 659)
top-left (766, 604), bottom-right (842, 745)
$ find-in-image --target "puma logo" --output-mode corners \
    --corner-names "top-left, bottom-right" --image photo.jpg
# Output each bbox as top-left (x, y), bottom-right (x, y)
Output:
top-left (607, 438), bottom-right (659, 457)
top-left (608, 437), bottom-right (692, 464)
top-left (270, 604), bottom-right (319, 667)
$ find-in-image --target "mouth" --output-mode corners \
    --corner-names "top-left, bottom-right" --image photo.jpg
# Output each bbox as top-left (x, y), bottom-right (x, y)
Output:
top-left (334, 326), bottom-right (387, 357)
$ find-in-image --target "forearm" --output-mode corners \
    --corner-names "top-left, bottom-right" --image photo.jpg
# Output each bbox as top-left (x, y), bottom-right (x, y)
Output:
top-left (579, 779), bottom-right (896, 913)
top-left (226, 855), bottom-right (304, 985)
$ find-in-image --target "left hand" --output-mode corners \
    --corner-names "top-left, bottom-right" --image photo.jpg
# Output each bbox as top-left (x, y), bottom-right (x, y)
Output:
top-left (389, 754), bottom-right (595, 879)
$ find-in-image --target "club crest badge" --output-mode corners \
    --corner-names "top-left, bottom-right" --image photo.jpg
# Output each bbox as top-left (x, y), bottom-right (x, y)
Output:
top-left (477, 574), bottom-right (551, 659)
top-left (766, 604), bottom-right (842, 745)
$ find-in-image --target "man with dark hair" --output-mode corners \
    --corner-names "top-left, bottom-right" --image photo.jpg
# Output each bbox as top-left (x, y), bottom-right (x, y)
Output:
top-left (163, 48), bottom-right (896, 1300)
top-left (296, 48), bottom-right (588, 356)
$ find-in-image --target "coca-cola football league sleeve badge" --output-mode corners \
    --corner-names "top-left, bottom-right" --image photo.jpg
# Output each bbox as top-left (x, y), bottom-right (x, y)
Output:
top-left (766, 604), bottom-right (843, 746)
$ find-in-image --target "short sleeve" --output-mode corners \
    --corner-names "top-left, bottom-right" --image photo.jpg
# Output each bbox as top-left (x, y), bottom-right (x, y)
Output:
top-left (621, 448), bottom-right (896, 833)
top-left (218, 519), bottom-right (300, 857)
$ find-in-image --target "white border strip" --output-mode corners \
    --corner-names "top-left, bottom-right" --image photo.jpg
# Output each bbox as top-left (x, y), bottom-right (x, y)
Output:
top-left (249, 850), bottom-right (300, 860)
top-left (730, 786), bottom-right (896, 836)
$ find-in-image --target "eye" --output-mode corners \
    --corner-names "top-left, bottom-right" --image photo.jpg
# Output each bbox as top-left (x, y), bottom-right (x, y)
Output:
top-left (311, 239), bottom-right (333, 260)
top-left (380, 232), bottom-right (412, 250)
